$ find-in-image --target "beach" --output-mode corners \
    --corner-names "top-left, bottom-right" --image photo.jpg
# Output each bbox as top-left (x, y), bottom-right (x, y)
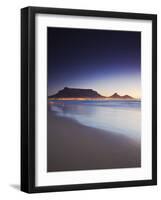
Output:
top-left (47, 108), bottom-right (141, 172)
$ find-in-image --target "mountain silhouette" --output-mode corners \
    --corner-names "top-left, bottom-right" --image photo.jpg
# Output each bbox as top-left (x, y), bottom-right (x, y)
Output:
top-left (109, 93), bottom-right (121, 98)
top-left (48, 87), bottom-right (134, 99)
top-left (108, 93), bottom-right (133, 99)
top-left (49, 87), bottom-right (104, 98)
top-left (121, 95), bottom-right (134, 99)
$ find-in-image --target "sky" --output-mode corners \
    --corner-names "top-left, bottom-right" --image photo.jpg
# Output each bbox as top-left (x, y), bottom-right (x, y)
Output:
top-left (48, 27), bottom-right (141, 98)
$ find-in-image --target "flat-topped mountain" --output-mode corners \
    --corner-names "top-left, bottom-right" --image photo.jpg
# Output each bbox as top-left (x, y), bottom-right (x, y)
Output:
top-left (48, 88), bottom-right (134, 99)
top-left (49, 87), bottom-right (104, 98)
top-left (108, 93), bottom-right (133, 99)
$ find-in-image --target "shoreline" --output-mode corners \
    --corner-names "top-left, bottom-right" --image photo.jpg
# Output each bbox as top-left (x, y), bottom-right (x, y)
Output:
top-left (47, 110), bottom-right (141, 172)
top-left (48, 98), bottom-right (141, 101)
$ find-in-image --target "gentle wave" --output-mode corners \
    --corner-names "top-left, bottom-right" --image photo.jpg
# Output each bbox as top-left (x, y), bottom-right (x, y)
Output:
top-left (48, 100), bottom-right (141, 141)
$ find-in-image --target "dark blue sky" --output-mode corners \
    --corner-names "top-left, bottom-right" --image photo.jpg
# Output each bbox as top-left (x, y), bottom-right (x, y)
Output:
top-left (48, 27), bottom-right (141, 98)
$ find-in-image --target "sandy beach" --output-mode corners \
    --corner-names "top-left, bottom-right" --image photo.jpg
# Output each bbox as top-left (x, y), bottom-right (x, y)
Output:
top-left (47, 110), bottom-right (141, 172)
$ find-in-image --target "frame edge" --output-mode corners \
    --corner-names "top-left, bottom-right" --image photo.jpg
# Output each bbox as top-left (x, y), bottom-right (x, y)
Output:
top-left (21, 7), bottom-right (36, 193)
top-left (21, 6), bottom-right (157, 193)
top-left (152, 14), bottom-right (157, 185)
top-left (21, 7), bottom-right (30, 193)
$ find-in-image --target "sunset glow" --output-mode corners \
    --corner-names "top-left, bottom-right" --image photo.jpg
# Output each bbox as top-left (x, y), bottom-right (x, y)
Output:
top-left (48, 28), bottom-right (141, 99)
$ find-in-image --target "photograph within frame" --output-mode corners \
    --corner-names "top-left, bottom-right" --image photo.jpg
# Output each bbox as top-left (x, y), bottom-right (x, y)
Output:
top-left (21, 6), bottom-right (157, 193)
top-left (47, 27), bottom-right (141, 173)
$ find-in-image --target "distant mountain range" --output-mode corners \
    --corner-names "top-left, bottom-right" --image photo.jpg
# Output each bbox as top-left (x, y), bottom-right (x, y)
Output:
top-left (49, 87), bottom-right (104, 98)
top-left (48, 87), bottom-right (134, 99)
top-left (108, 93), bottom-right (134, 99)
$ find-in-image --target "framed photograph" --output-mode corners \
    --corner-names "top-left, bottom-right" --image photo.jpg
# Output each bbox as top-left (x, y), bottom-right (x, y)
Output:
top-left (21, 6), bottom-right (157, 193)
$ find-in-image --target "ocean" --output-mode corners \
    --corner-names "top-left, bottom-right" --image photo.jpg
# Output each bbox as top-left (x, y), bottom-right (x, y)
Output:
top-left (48, 100), bottom-right (141, 141)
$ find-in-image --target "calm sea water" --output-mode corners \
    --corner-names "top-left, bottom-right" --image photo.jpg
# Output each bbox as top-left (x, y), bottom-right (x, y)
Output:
top-left (48, 100), bottom-right (141, 141)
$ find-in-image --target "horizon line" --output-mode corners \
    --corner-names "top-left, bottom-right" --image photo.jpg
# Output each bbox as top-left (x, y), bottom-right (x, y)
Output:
top-left (48, 86), bottom-right (141, 99)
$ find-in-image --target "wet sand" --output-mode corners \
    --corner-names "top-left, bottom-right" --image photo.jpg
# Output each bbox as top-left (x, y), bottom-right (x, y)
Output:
top-left (47, 111), bottom-right (141, 172)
